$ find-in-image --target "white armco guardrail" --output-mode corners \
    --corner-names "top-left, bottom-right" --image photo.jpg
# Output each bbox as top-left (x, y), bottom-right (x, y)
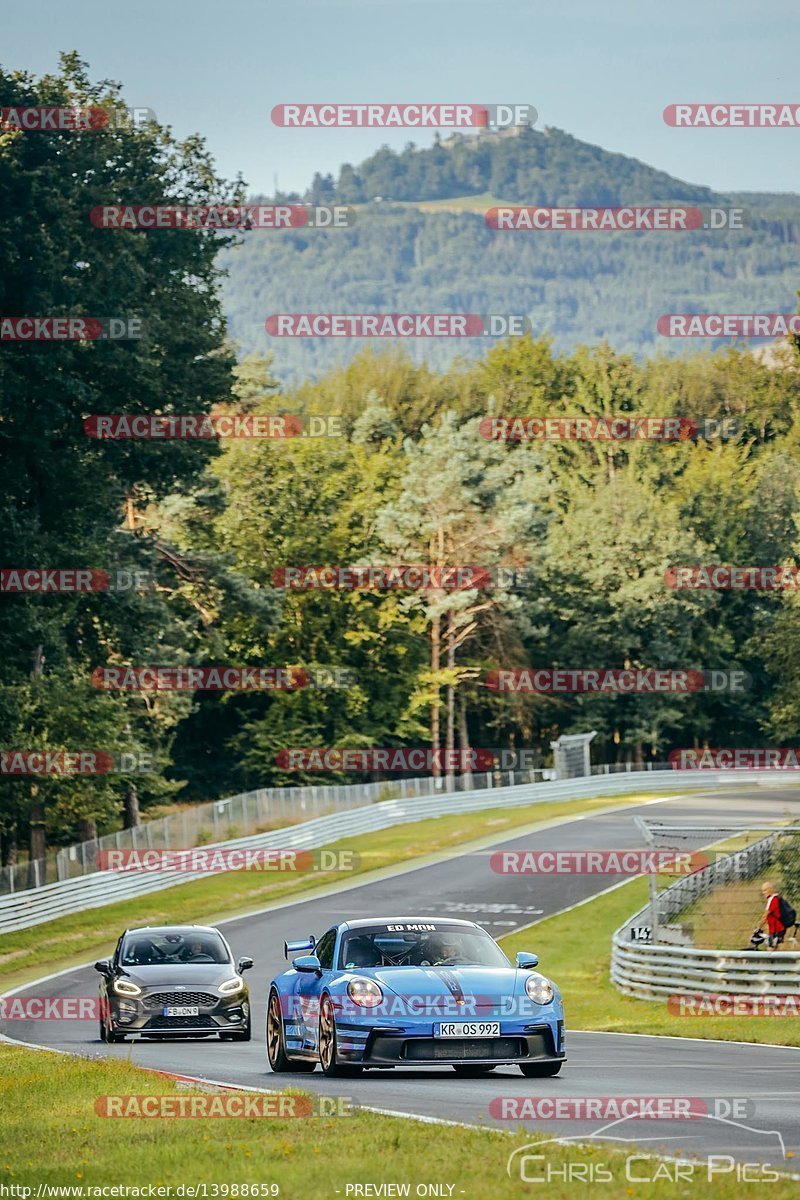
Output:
top-left (612, 925), bottom-right (800, 999)
top-left (0, 768), bottom-right (793, 935)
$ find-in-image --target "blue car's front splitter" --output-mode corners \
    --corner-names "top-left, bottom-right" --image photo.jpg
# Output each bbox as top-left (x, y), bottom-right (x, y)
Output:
top-left (335, 1017), bottom-right (565, 1067)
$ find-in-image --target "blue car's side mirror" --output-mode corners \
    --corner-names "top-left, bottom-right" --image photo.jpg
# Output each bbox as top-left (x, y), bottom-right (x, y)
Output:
top-left (516, 951), bottom-right (539, 969)
top-left (293, 954), bottom-right (322, 974)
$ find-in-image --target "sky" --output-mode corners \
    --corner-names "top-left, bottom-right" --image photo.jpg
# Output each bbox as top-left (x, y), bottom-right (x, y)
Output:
top-left (3, 0), bottom-right (798, 197)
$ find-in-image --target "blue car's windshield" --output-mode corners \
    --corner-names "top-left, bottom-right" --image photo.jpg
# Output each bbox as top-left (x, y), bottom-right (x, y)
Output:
top-left (339, 924), bottom-right (509, 969)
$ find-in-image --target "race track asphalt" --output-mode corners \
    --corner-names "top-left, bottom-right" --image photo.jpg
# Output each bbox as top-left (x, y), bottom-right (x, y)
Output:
top-left (4, 786), bottom-right (800, 1173)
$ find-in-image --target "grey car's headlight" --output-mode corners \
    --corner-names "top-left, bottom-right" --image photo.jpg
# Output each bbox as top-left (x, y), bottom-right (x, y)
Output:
top-left (219, 976), bottom-right (245, 995)
top-left (347, 978), bottom-right (383, 1008)
top-left (112, 978), bottom-right (142, 997)
top-left (524, 974), bottom-right (555, 1004)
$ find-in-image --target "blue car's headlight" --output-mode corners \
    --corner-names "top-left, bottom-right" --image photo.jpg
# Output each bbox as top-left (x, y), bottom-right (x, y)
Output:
top-left (524, 974), bottom-right (555, 1004)
top-left (347, 978), bottom-right (383, 1008)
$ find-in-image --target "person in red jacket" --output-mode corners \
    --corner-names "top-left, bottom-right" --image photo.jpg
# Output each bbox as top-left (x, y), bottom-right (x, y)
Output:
top-left (758, 881), bottom-right (786, 949)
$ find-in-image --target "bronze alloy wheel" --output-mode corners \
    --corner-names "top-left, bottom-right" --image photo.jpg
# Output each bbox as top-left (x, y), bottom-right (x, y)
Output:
top-left (318, 995), bottom-right (362, 1077)
top-left (267, 991), bottom-right (315, 1073)
top-left (318, 995), bottom-right (335, 1072)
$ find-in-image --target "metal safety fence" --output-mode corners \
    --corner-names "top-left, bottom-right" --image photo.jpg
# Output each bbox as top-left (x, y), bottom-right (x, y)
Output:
top-left (612, 827), bottom-right (800, 998)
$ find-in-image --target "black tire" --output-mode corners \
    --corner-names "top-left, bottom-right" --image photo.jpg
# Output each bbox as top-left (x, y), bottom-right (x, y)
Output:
top-left (519, 1061), bottom-right (563, 1078)
top-left (452, 1064), bottom-right (497, 1076)
top-left (318, 995), bottom-right (363, 1077)
top-left (101, 1004), bottom-right (125, 1043)
top-left (266, 991), bottom-right (315, 1072)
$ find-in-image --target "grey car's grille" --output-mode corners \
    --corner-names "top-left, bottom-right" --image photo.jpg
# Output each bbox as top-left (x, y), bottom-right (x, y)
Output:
top-left (142, 991), bottom-right (218, 1009)
top-left (144, 1015), bottom-right (219, 1030)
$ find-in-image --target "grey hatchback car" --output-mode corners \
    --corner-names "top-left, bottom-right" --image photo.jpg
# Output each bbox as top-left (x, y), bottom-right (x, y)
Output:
top-left (95, 925), bottom-right (253, 1042)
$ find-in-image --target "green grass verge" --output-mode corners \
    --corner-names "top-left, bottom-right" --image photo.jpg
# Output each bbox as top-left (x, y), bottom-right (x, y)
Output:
top-left (500, 878), bottom-right (800, 1046)
top-left (1, 1042), bottom-right (796, 1195)
top-left (0, 793), bottom-right (653, 991)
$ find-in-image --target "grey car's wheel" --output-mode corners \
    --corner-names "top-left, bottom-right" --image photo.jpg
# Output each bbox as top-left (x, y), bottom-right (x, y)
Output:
top-left (101, 1002), bottom-right (125, 1043)
top-left (267, 991), bottom-right (315, 1072)
top-left (318, 995), bottom-right (362, 1077)
top-left (519, 1061), bottom-right (562, 1077)
top-left (452, 1064), bottom-right (496, 1076)
top-left (105, 1020), bottom-right (126, 1043)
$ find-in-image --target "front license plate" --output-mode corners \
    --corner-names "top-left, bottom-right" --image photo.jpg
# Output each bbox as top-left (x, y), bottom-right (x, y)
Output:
top-left (435, 1022), bottom-right (500, 1038)
top-left (163, 1006), bottom-right (199, 1017)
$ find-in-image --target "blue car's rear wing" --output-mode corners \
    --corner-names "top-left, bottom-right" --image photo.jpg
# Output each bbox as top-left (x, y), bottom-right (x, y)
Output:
top-left (284, 936), bottom-right (316, 959)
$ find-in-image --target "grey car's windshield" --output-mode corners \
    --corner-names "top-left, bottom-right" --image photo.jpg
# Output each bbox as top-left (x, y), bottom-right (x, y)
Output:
top-left (120, 932), bottom-right (229, 966)
top-left (339, 925), bottom-right (509, 969)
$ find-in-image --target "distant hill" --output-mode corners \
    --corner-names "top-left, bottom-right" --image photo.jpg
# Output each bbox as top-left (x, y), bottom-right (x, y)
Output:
top-left (219, 127), bottom-right (800, 383)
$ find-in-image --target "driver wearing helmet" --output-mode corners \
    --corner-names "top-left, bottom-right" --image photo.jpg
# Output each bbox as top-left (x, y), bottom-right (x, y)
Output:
top-left (425, 933), bottom-right (461, 966)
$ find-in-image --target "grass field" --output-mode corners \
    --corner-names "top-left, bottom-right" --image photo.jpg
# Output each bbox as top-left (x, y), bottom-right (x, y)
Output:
top-left (0, 791), bottom-right (655, 991)
top-left (1, 1041), bottom-right (797, 1196)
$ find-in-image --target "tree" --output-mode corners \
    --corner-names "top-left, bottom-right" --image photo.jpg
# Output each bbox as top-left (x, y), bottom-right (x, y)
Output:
top-left (0, 53), bottom-right (239, 855)
top-left (375, 412), bottom-right (551, 776)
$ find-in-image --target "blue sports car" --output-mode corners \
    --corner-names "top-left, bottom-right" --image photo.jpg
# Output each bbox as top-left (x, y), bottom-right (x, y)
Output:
top-left (266, 917), bottom-right (565, 1076)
